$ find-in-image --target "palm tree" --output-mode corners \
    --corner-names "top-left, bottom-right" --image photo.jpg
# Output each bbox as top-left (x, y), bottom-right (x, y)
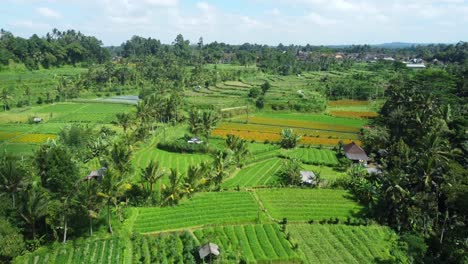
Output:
top-left (19, 187), bottom-right (49, 239)
top-left (116, 113), bottom-right (134, 134)
top-left (98, 169), bottom-right (125, 234)
top-left (211, 151), bottom-right (231, 189)
top-left (185, 162), bottom-right (210, 194)
top-left (109, 141), bottom-right (132, 177)
top-left (2, 87), bottom-right (12, 111)
top-left (280, 128), bottom-right (301, 149)
top-left (225, 134), bottom-right (250, 167)
top-left (0, 155), bottom-right (29, 208)
top-left (81, 179), bottom-right (102, 236)
top-left (140, 160), bottom-right (165, 194)
top-left (163, 169), bottom-right (184, 206)
top-left (201, 110), bottom-right (219, 142)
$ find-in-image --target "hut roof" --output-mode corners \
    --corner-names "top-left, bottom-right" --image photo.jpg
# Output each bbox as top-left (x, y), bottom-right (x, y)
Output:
top-left (344, 142), bottom-right (369, 161)
top-left (300, 171), bottom-right (316, 184)
top-left (199, 243), bottom-right (220, 259)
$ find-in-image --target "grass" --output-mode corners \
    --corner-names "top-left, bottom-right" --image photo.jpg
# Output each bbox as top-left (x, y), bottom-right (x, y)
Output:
top-left (13, 237), bottom-right (125, 264)
top-left (193, 224), bottom-right (301, 263)
top-left (256, 188), bottom-right (363, 222)
top-left (132, 192), bottom-right (259, 233)
top-left (288, 224), bottom-right (400, 263)
top-left (302, 164), bottom-right (347, 184)
top-left (222, 158), bottom-right (283, 189)
top-left (281, 147), bottom-right (338, 166)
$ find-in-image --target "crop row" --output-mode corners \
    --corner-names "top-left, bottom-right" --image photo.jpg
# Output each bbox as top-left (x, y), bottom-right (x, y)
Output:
top-left (193, 224), bottom-right (301, 263)
top-left (256, 189), bottom-right (363, 221)
top-left (0, 131), bottom-right (22, 141)
top-left (15, 238), bottom-right (124, 264)
top-left (223, 158), bottom-right (283, 189)
top-left (212, 129), bottom-right (359, 146)
top-left (216, 122), bottom-right (360, 140)
top-left (288, 224), bottom-right (398, 263)
top-left (133, 192), bottom-right (259, 233)
top-left (248, 115), bottom-right (364, 133)
top-left (328, 100), bottom-right (370, 107)
top-left (10, 133), bottom-right (56, 143)
top-left (131, 232), bottom-right (197, 264)
top-left (282, 148), bottom-right (339, 166)
top-left (329, 111), bottom-right (378, 119)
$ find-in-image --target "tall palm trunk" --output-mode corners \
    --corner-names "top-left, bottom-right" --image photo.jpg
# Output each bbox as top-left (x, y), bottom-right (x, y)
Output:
top-left (62, 216), bottom-right (68, 243)
top-left (89, 218), bottom-right (93, 236)
top-left (107, 200), bottom-right (113, 233)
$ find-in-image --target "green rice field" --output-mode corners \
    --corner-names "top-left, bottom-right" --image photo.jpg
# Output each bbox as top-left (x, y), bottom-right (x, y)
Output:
top-left (256, 188), bottom-right (363, 221)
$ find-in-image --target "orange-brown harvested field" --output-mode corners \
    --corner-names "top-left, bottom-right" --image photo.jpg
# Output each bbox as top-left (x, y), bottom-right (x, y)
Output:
top-left (329, 110), bottom-right (378, 118)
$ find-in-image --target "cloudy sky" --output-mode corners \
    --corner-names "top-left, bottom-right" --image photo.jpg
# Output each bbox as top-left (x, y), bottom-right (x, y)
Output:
top-left (1, 0), bottom-right (467, 46)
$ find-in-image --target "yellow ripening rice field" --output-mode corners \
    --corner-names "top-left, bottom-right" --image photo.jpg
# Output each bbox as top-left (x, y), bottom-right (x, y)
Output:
top-left (0, 131), bottom-right (23, 141)
top-left (10, 133), bottom-right (57, 143)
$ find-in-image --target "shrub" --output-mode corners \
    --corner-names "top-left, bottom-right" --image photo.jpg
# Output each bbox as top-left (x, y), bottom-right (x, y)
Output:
top-left (157, 138), bottom-right (210, 154)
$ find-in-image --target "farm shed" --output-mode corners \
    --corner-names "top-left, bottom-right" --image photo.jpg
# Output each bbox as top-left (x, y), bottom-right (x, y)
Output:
top-left (300, 171), bottom-right (316, 185)
top-left (344, 142), bottom-right (369, 164)
top-left (83, 167), bottom-right (107, 181)
top-left (187, 137), bottom-right (203, 144)
top-left (33, 117), bottom-right (43, 123)
top-left (199, 242), bottom-right (220, 259)
top-left (406, 63), bottom-right (426, 69)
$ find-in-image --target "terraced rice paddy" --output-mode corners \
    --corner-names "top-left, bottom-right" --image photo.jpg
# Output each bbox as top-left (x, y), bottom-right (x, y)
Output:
top-left (329, 111), bottom-right (378, 119)
top-left (0, 102), bottom-right (133, 155)
top-left (256, 189), bottom-right (363, 221)
top-left (133, 145), bottom-right (211, 178)
top-left (14, 238), bottom-right (125, 264)
top-left (131, 232), bottom-right (197, 263)
top-left (10, 133), bottom-right (56, 143)
top-left (213, 129), bottom-right (359, 146)
top-left (282, 148), bottom-right (338, 166)
top-left (222, 158), bottom-right (283, 188)
top-left (213, 111), bottom-right (366, 146)
top-left (133, 192), bottom-right (259, 233)
top-left (289, 224), bottom-right (397, 263)
top-left (194, 224), bottom-right (301, 263)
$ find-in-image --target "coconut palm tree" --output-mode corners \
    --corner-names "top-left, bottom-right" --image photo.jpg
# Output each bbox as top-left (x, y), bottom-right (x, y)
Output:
top-left (2, 87), bottom-right (12, 111)
top-left (140, 160), bottom-right (165, 194)
top-left (0, 155), bottom-right (29, 208)
top-left (19, 187), bottom-right (49, 239)
top-left (98, 169), bottom-right (125, 234)
top-left (280, 128), bottom-right (301, 149)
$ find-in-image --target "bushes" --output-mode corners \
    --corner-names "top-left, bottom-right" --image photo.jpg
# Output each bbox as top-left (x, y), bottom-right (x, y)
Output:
top-left (156, 138), bottom-right (211, 154)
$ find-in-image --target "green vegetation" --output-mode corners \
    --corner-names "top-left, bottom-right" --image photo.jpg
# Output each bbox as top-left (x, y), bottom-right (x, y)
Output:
top-left (194, 224), bottom-right (301, 263)
top-left (1, 28), bottom-right (466, 263)
top-left (289, 224), bottom-right (402, 263)
top-left (281, 147), bottom-right (338, 166)
top-left (133, 192), bottom-right (259, 233)
top-left (222, 158), bottom-right (283, 189)
top-left (14, 238), bottom-right (125, 264)
top-left (257, 189), bottom-right (363, 221)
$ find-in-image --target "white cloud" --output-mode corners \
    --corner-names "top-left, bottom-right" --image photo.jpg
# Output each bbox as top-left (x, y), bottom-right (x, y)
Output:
top-left (9, 20), bottom-right (51, 30)
top-left (306, 12), bottom-right (337, 26)
top-left (36, 7), bottom-right (62, 19)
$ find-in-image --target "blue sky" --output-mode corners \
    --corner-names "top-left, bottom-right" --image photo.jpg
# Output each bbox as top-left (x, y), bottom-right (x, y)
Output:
top-left (1, 0), bottom-right (467, 46)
